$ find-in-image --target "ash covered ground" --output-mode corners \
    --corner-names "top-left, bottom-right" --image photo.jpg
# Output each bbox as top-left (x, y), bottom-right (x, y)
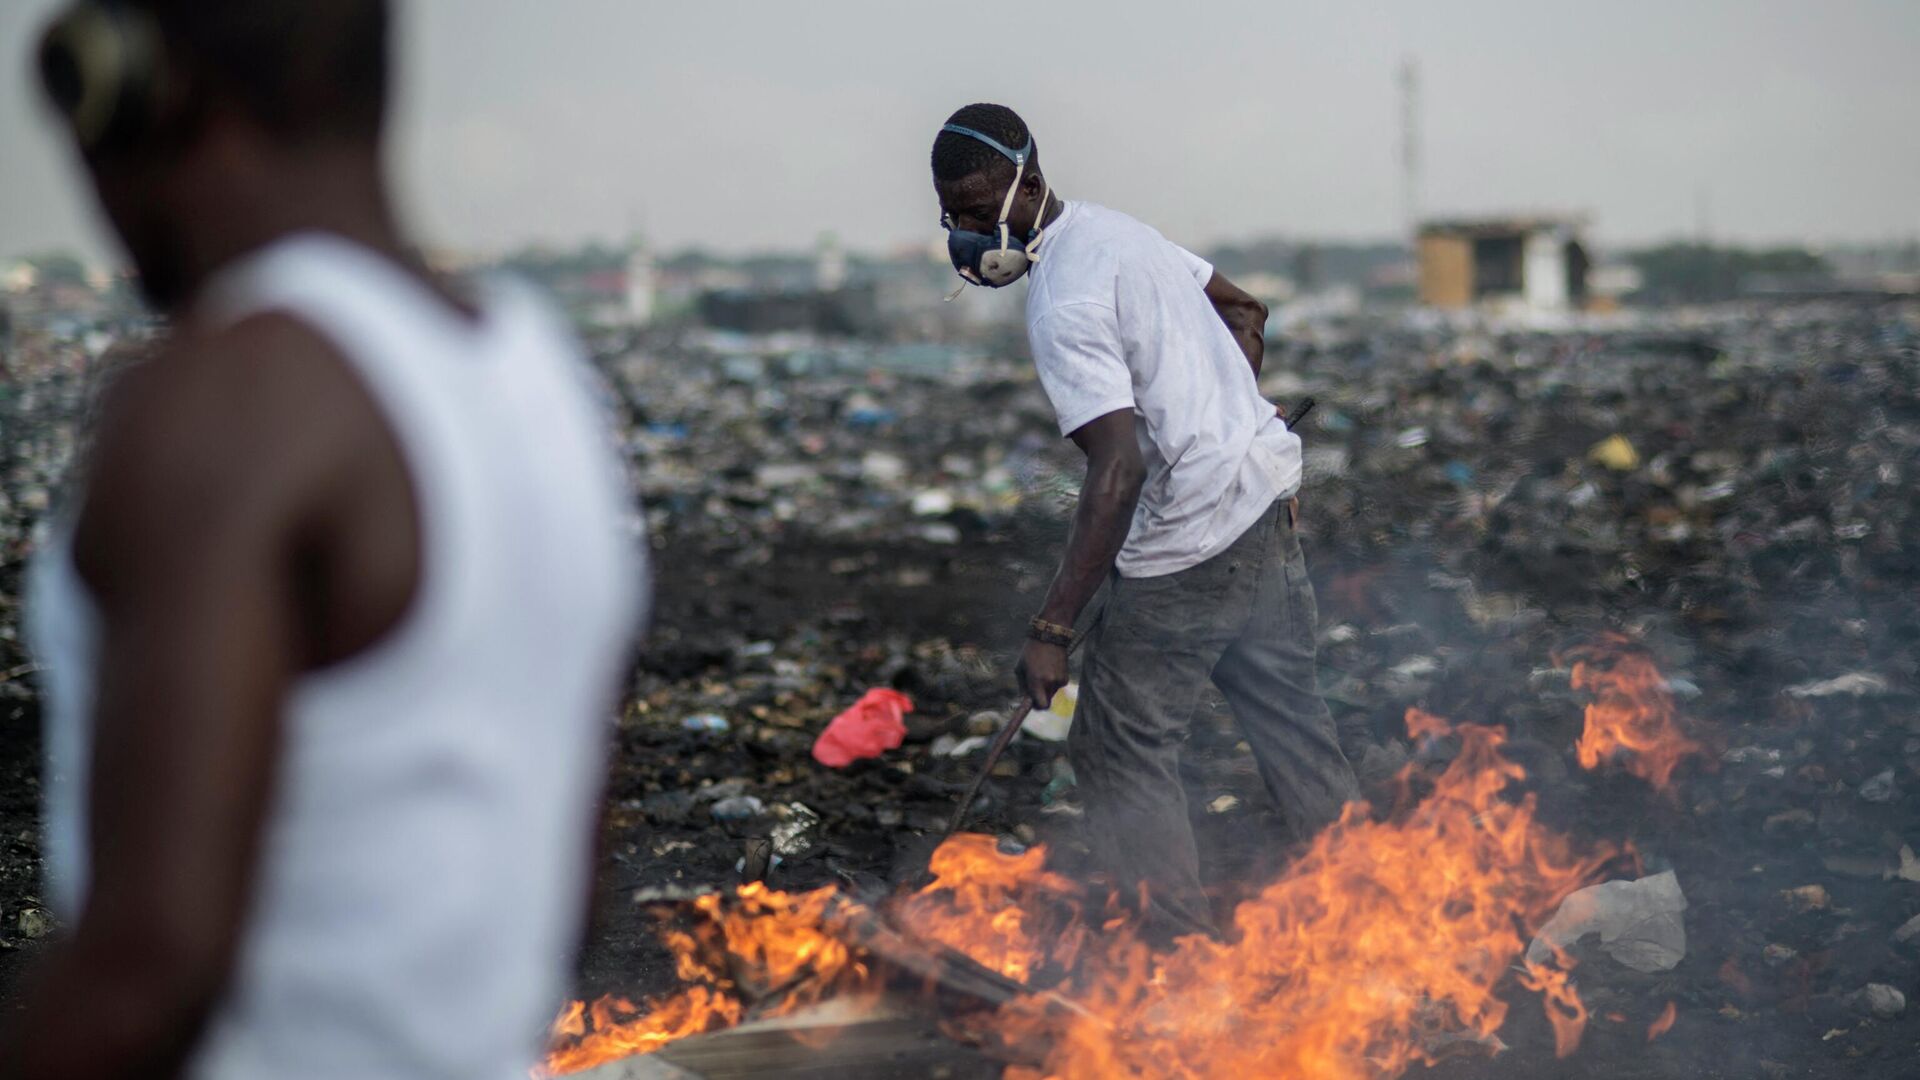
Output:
top-left (4, 301), bottom-right (1920, 1077)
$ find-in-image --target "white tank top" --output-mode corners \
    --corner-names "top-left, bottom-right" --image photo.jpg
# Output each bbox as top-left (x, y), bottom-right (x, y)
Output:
top-left (26, 233), bottom-right (647, 1079)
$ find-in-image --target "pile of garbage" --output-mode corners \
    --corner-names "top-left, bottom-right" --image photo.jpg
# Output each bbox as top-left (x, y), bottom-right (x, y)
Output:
top-left (3, 298), bottom-right (1918, 1076)
top-left (585, 300), bottom-right (1920, 1075)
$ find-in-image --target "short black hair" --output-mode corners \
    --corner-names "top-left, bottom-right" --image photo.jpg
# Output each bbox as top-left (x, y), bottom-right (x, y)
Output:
top-left (931, 103), bottom-right (1033, 184)
top-left (137, 0), bottom-right (389, 140)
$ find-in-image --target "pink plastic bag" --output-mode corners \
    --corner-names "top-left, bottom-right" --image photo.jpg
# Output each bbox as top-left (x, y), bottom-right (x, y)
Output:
top-left (811, 688), bottom-right (914, 768)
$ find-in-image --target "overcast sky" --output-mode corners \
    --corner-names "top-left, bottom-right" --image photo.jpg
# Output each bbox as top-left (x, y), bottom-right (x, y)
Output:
top-left (3, 0), bottom-right (1916, 266)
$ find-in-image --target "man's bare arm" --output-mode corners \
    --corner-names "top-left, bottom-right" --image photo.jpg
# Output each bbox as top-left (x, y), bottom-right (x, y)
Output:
top-left (0, 328), bottom-right (319, 1078)
top-left (1202, 270), bottom-right (1270, 376)
top-left (1016, 409), bottom-right (1144, 708)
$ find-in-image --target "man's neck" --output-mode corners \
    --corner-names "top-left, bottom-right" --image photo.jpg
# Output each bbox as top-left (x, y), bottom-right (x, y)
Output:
top-left (167, 144), bottom-right (410, 319)
top-left (1040, 191), bottom-right (1065, 230)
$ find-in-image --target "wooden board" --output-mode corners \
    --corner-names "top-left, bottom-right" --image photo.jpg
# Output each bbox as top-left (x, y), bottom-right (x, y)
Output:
top-left (577, 1001), bottom-right (1001, 1080)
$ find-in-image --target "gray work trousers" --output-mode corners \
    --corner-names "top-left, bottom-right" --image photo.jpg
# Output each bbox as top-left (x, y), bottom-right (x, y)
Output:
top-left (1069, 500), bottom-right (1359, 942)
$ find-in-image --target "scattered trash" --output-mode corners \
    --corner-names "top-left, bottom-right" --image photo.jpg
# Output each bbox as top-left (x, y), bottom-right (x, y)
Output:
top-left (1893, 913), bottom-right (1920, 945)
top-left (681, 713), bottom-right (730, 734)
top-left (859, 451), bottom-right (908, 486)
top-left (964, 710), bottom-right (1004, 737)
top-left (1859, 769), bottom-right (1899, 803)
top-left (1663, 676), bottom-right (1702, 700)
top-left (930, 734), bottom-right (990, 758)
top-left (810, 688), bottom-right (914, 768)
top-left (15, 907), bottom-right (53, 940)
top-left (1388, 655), bottom-right (1439, 680)
top-left (1527, 871), bottom-right (1688, 973)
top-left (1762, 944), bottom-right (1798, 968)
top-left (739, 837), bottom-right (775, 882)
top-left (910, 489), bottom-right (955, 517)
top-left (1587, 434), bottom-right (1641, 472)
top-left (1823, 852), bottom-right (1892, 880)
top-left (1207, 795), bottom-right (1241, 814)
top-left (1785, 673), bottom-right (1891, 699)
top-left (1780, 884), bottom-right (1831, 913)
top-left (1849, 983), bottom-right (1907, 1019)
top-left (1894, 846), bottom-right (1920, 883)
top-left (692, 779), bottom-right (749, 804)
top-left (1020, 683), bottom-right (1075, 742)
top-left (1762, 808), bottom-right (1815, 834)
top-left (710, 795), bottom-right (766, 822)
top-left (1041, 759), bottom-right (1076, 805)
top-left (768, 802), bottom-right (820, 857)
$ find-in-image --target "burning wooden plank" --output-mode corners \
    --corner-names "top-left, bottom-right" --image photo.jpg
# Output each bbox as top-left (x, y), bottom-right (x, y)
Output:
top-left (542, 879), bottom-right (1074, 1077)
top-left (575, 1004), bottom-right (1000, 1080)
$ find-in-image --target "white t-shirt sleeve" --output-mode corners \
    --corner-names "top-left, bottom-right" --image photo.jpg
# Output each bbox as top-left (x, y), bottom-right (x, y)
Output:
top-left (1028, 301), bottom-right (1136, 437)
top-left (1174, 244), bottom-right (1215, 288)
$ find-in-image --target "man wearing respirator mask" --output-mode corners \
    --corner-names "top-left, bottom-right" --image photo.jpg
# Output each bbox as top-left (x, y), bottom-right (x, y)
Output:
top-left (931, 103), bottom-right (1359, 945)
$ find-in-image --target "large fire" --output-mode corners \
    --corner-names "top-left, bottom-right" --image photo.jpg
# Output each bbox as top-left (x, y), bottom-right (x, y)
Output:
top-left (539, 708), bottom-right (1619, 1078)
top-left (1564, 634), bottom-right (1702, 792)
top-left (971, 711), bottom-right (1614, 1079)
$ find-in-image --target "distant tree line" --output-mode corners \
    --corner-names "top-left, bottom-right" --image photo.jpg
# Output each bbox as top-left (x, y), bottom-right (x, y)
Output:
top-left (1624, 243), bottom-right (1831, 303)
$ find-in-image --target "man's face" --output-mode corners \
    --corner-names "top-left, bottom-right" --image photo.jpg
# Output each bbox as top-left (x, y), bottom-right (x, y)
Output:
top-left (936, 164), bottom-right (1044, 238)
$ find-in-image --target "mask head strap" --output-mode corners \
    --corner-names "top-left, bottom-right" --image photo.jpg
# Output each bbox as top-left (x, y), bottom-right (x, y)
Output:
top-left (940, 123), bottom-right (1030, 168)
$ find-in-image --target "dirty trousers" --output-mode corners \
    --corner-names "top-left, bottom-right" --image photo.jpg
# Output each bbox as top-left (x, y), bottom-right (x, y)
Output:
top-left (1068, 500), bottom-right (1359, 940)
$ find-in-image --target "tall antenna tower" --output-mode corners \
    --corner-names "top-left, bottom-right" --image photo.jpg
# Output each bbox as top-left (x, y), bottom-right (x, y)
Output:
top-left (1398, 56), bottom-right (1421, 241)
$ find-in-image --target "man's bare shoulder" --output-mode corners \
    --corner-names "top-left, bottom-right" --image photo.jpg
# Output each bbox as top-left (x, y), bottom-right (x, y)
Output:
top-left (75, 312), bottom-right (386, 592)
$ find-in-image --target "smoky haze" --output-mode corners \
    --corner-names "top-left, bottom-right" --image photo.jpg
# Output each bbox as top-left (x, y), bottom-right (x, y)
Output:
top-left (1, 0), bottom-right (1916, 265)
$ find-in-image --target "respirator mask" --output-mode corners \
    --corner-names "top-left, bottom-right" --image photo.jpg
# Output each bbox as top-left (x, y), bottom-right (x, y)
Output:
top-left (940, 123), bottom-right (1052, 290)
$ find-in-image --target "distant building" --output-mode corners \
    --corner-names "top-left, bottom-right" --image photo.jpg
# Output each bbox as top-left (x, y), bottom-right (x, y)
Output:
top-left (625, 241), bottom-right (655, 327)
top-left (815, 232), bottom-right (847, 292)
top-left (1417, 217), bottom-right (1590, 313)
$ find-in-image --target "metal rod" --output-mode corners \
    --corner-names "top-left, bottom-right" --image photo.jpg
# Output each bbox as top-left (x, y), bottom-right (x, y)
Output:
top-left (942, 700), bottom-right (1035, 839)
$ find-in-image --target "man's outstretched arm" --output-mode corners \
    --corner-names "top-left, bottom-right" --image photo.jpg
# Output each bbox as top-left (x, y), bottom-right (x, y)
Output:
top-left (0, 330), bottom-right (312, 1079)
top-left (1202, 270), bottom-right (1270, 376)
top-left (1015, 409), bottom-right (1144, 709)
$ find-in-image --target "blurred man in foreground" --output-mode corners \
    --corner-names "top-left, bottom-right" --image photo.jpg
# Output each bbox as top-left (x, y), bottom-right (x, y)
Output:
top-left (931, 103), bottom-right (1359, 944)
top-left (2, 2), bottom-right (644, 1076)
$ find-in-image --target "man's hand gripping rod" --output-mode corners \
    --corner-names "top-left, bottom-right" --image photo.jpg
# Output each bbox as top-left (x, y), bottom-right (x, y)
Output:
top-left (944, 632), bottom-right (1089, 839)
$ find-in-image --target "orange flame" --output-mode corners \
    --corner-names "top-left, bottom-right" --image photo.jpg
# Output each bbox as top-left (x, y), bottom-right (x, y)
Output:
top-left (536, 883), bottom-right (865, 1076)
top-left (538, 709), bottom-right (1615, 1078)
top-left (892, 833), bottom-right (1091, 985)
top-left (977, 711), bottom-right (1613, 1079)
top-left (1647, 1000), bottom-right (1677, 1042)
top-left (537, 990), bottom-right (741, 1076)
top-left (1564, 635), bottom-right (1701, 792)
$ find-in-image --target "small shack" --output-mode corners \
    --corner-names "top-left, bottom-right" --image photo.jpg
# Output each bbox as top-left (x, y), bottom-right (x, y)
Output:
top-left (1417, 217), bottom-right (1590, 313)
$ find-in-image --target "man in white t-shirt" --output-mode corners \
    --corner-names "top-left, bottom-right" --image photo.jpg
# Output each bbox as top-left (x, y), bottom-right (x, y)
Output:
top-left (931, 103), bottom-right (1358, 943)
